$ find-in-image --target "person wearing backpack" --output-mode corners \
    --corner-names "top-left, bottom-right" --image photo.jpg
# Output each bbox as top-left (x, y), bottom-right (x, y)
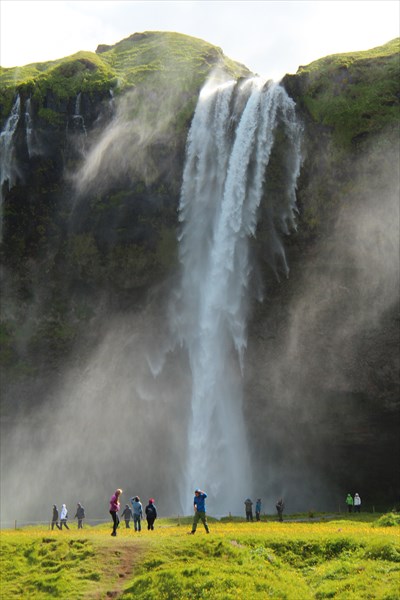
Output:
top-left (145, 498), bottom-right (158, 530)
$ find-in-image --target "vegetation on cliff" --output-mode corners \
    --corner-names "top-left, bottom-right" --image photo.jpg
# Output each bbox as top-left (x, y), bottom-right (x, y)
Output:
top-left (285, 38), bottom-right (399, 148)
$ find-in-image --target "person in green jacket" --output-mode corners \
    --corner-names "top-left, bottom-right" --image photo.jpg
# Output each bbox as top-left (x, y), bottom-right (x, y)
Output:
top-left (345, 493), bottom-right (353, 513)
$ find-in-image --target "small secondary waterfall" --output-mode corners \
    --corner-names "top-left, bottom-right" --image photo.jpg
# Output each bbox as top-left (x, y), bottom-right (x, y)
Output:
top-left (176, 75), bottom-right (302, 514)
top-left (72, 92), bottom-right (87, 137)
top-left (0, 94), bottom-right (21, 239)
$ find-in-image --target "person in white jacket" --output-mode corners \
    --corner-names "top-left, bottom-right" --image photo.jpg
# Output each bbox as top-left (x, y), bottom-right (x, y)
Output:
top-left (354, 493), bottom-right (361, 513)
top-left (60, 504), bottom-right (70, 529)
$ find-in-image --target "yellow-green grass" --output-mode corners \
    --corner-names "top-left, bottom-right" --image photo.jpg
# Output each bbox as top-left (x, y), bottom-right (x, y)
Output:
top-left (1, 515), bottom-right (399, 599)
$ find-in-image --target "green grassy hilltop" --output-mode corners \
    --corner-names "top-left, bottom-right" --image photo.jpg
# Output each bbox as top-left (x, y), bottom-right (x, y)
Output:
top-left (1, 515), bottom-right (399, 599)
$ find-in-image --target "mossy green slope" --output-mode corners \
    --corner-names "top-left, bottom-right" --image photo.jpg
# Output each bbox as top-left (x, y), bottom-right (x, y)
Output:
top-left (0, 31), bottom-right (250, 119)
top-left (1, 517), bottom-right (399, 599)
top-left (286, 38), bottom-right (400, 148)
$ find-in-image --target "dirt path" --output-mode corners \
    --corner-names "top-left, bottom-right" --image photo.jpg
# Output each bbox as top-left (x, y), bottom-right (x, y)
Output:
top-left (84, 539), bottom-right (147, 599)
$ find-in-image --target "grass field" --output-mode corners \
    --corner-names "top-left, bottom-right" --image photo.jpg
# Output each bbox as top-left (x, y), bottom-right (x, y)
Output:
top-left (1, 514), bottom-right (399, 599)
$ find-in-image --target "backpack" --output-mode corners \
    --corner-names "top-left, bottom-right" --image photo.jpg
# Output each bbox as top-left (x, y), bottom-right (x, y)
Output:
top-left (147, 504), bottom-right (156, 517)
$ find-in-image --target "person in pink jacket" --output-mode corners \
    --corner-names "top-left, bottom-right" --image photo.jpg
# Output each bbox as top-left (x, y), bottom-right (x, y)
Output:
top-left (109, 489), bottom-right (122, 536)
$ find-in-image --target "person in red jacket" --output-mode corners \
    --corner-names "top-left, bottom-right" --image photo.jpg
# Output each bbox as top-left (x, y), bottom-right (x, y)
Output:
top-left (109, 489), bottom-right (122, 536)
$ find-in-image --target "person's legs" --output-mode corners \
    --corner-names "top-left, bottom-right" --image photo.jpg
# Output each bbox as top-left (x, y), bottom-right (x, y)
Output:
top-left (133, 514), bottom-right (139, 531)
top-left (110, 510), bottom-right (118, 535)
top-left (191, 510), bottom-right (200, 533)
top-left (199, 512), bottom-right (209, 533)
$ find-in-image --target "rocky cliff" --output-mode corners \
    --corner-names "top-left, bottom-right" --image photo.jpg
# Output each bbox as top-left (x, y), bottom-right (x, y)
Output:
top-left (0, 33), bottom-right (399, 515)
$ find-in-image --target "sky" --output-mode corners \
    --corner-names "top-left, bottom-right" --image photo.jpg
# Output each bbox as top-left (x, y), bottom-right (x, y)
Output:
top-left (0, 1), bottom-right (399, 81)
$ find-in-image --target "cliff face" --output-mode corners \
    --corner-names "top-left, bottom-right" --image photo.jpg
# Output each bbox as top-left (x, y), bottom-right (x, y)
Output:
top-left (0, 34), bottom-right (399, 512)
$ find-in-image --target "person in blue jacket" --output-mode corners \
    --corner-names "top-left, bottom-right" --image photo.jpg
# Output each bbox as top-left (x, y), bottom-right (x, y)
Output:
top-left (189, 489), bottom-right (210, 534)
top-left (130, 496), bottom-right (143, 532)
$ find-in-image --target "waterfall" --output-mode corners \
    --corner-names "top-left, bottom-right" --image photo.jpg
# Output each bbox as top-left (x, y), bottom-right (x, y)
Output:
top-left (24, 97), bottom-right (40, 158)
top-left (0, 94), bottom-right (21, 239)
top-left (175, 75), bottom-right (302, 514)
top-left (72, 92), bottom-right (87, 137)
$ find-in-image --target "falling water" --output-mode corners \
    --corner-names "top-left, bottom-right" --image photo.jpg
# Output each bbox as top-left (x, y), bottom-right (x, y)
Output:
top-left (72, 92), bottom-right (87, 136)
top-left (0, 94), bottom-right (21, 239)
top-left (176, 75), bottom-right (302, 514)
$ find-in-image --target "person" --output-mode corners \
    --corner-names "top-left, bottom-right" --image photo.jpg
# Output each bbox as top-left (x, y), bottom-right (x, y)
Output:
top-left (189, 489), bottom-right (209, 534)
top-left (74, 503), bottom-right (85, 529)
top-left (51, 505), bottom-right (61, 530)
top-left (145, 498), bottom-right (158, 530)
top-left (109, 489), bottom-right (122, 536)
top-left (276, 498), bottom-right (284, 522)
top-left (354, 493), bottom-right (361, 513)
top-left (346, 493), bottom-right (353, 513)
top-left (60, 503), bottom-right (70, 529)
top-left (255, 498), bottom-right (262, 521)
top-left (244, 498), bottom-right (253, 522)
top-left (121, 504), bottom-right (133, 528)
top-left (130, 496), bottom-right (143, 532)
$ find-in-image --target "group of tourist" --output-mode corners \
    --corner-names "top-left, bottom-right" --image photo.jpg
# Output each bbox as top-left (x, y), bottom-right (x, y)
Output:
top-left (51, 502), bottom-right (85, 530)
top-left (109, 489), bottom-right (158, 536)
top-left (345, 493), bottom-right (362, 513)
top-left (244, 497), bottom-right (284, 522)
top-left (51, 490), bottom-right (362, 534)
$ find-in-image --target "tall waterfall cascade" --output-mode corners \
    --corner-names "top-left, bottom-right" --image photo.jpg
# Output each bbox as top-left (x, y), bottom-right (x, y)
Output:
top-left (175, 75), bottom-right (302, 514)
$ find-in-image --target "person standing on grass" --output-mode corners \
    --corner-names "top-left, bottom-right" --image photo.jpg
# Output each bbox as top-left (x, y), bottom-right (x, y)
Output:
top-left (109, 489), bottom-right (122, 536)
top-left (244, 498), bottom-right (254, 521)
top-left (74, 503), bottom-right (85, 529)
top-left (189, 489), bottom-right (210, 534)
top-left (255, 498), bottom-right (262, 521)
top-left (145, 498), bottom-right (158, 530)
top-left (346, 493), bottom-right (354, 513)
top-left (130, 496), bottom-right (143, 532)
top-left (121, 504), bottom-right (133, 528)
top-left (60, 504), bottom-right (70, 529)
top-left (51, 505), bottom-right (61, 530)
top-left (354, 493), bottom-right (361, 513)
top-left (276, 498), bottom-right (284, 522)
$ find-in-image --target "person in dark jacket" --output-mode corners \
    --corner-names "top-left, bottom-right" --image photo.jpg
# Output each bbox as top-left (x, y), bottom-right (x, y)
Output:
top-left (51, 505), bottom-right (61, 530)
top-left (244, 498), bottom-right (253, 521)
top-left (276, 498), bottom-right (284, 522)
top-left (121, 504), bottom-right (133, 528)
top-left (145, 498), bottom-right (157, 530)
top-left (74, 503), bottom-right (85, 529)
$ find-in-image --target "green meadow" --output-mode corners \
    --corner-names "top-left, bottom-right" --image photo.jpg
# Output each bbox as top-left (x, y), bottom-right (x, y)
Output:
top-left (1, 514), bottom-right (399, 599)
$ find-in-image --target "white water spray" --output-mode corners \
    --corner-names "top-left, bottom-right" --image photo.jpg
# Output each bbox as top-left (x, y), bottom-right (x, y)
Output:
top-left (176, 75), bottom-right (302, 514)
top-left (0, 94), bottom-right (21, 239)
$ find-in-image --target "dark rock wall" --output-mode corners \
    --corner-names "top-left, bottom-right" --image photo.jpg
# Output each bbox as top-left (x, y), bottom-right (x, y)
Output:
top-left (1, 54), bottom-right (399, 511)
